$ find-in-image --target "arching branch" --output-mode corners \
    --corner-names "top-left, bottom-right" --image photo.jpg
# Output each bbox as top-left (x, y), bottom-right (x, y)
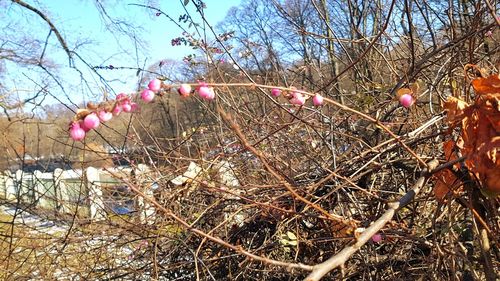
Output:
top-left (11, 0), bottom-right (73, 66)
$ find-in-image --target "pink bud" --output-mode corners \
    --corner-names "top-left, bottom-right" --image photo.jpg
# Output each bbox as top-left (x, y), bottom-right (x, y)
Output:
top-left (148, 78), bottom-right (162, 92)
top-left (69, 122), bottom-right (85, 141)
top-left (313, 94), bottom-right (324, 106)
top-left (290, 92), bottom-right (305, 106)
top-left (371, 233), bottom-right (383, 243)
top-left (83, 113), bottom-right (100, 130)
top-left (141, 89), bottom-right (155, 103)
top-left (178, 84), bottom-right (192, 97)
top-left (122, 101), bottom-right (132, 112)
top-left (271, 88), bottom-right (281, 97)
top-left (112, 105), bottom-right (122, 116)
top-left (198, 86), bottom-right (215, 100)
top-left (98, 110), bottom-right (112, 122)
top-left (399, 94), bottom-right (414, 108)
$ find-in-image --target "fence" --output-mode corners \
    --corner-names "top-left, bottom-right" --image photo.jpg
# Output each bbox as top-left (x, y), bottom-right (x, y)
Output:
top-left (0, 165), bottom-right (156, 223)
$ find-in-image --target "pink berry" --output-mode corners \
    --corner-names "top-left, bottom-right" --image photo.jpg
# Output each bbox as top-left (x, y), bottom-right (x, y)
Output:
top-left (148, 78), bottom-right (162, 92)
top-left (141, 89), bottom-right (155, 103)
top-left (313, 94), bottom-right (324, 106)
top-left (98, 110), bottom-right (112, 122)
top-left (290, 92), bottom-right (305, 106)
top-left (198, 86), bottom-right (215, 100)
top-left (122, 102), bottom-right (132, 112)
top-left (399, 94), bottom-right (414, 108)
top-left (69, 122), bottom-right (85, 141)
top-left (371, 233), bottom-right (383, 243)
top-left (271, 88), bottom-right (281, 97)
top-left (112, 105), bottom-right (122, 116)
top-left (83, 113), bottom-right (100, 130)
top-left (130, 102), bottom-right (139, 112)
top-left (79, 120), bottom-right (91, 132)
top-left (178, 84), bottom-right (191, 97)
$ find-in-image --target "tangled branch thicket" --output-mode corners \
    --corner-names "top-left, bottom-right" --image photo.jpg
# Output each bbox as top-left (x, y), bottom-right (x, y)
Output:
top-left (1, 0), bottom-right (499, 280)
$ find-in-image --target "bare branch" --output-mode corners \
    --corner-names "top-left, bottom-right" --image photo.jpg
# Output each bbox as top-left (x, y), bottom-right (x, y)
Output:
top-left (11, 0), bottom-right (73, 66)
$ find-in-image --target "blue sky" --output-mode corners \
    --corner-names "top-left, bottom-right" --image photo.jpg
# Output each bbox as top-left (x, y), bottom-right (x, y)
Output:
top-left (2, 0), bottom-right (241, 110)
top-left (41, 0), bottom-right (240, 62)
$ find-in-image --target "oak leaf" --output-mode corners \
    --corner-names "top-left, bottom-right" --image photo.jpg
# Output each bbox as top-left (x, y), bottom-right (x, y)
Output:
top-left (438, 71), bottom-right (500, 196)
top-left (471, 73), bottom-right (500, 95)
top-left (433, 169), bottom-right (461, 202)
top-left (433, 141), bottom-right (463, 202)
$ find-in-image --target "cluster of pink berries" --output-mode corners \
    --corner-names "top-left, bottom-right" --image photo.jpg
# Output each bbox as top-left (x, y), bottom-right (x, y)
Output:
top-left (70, 78), bottom-right (330, 141)
top-left (140, 78), bottom-right (162, 103)
top-left (69, 79), bottom-right (219, 141)
top-left (70, 78), bottom-right (416, 142)
top-left (270, 87), bottom-right (324, 106)
top-left (69, 92), bottom-right (141, 141)
top-left (140, 79), bottom-right (215, 102)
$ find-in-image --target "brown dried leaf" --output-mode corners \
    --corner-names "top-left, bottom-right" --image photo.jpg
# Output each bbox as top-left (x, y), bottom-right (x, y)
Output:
top-left (75, 109), bottom-right (91, 121)
top-left (443, 140), bottom-right (455, 160)
top-left (470, 136), bottom-right (500, 193)
top-left (478, 94), bottom-right (500, 132)
top-left (433, 141), bottom-right (463, 202)
top-left (396, 88), bottom-right (412, 99)
top-left (438, 73), bottom-right (500, 196)
top-left (443, 96), bottom-right (469, 124)
top-left (471, 73), bottom-right (500, 95)
top-left (433, 169), bottom-right (460, 203)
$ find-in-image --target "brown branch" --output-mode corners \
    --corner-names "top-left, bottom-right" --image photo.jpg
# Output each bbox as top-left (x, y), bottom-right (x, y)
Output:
top-left (11, 0), bottom-right (73, 65)
top-left (484, 0), bottom-right (500, 26)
